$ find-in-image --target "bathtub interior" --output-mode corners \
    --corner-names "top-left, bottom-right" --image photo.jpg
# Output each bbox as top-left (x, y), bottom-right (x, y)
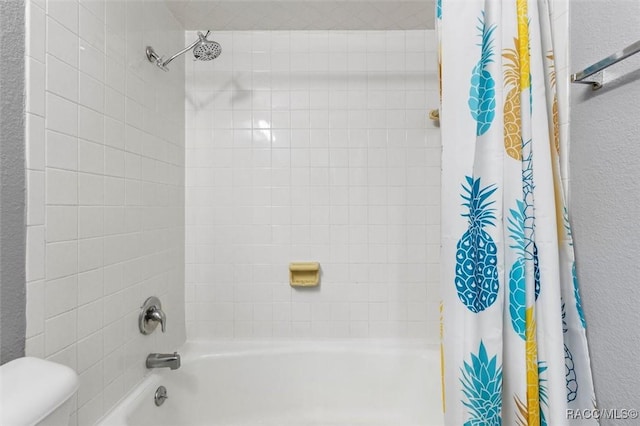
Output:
top-left (100, 342), bottom-right (444, 426)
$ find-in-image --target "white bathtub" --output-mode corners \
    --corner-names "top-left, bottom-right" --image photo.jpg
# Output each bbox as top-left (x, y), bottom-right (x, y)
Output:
top-left (98, 341), bottom-right (444, 426)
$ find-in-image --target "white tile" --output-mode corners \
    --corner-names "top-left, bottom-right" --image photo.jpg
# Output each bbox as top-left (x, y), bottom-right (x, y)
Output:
top-left (26, 113), bottom-right (46, 170)
top-left (104, 87), bottom-right (125, 121)
top-left (27, 171), bottom-right (45, 225)
top-left (79, 73), bottom-right (104, 112)
top-left (125, 72), bottom-right (144, 106)
top-left (184, 30), bottom-right (438, 342)
top-left (102, 291), bottom-right (124, 326)
top-left (406, 52), bottom-right (426, 72)
top-left (47, 16), bottom-right (78, 67)
top-left (104, 177), bottom-right (125, 206)
top-left (26, 57), bottom-right (46, 116)
top-left (26, 226), bottom-right (46, 282)
top-left (104, 0), bottom-right (124, 32)
top-left (26, 3), bottom-right (187, 422)
top-left (104, 117), bottom-right (125, 149)
top-left (77, 299), bottom-right (103, 339)
top-left (78, 139), bottom-right (105, 173)
top-left (79, 4), bottom-right (105, 51)
top-left (78, 267), bottom-right (103, 305)
top-left (78, 237), bottom-right (103, 272)
top-left (26, 1), bottom-right (46, 61)
top-left (45, 275), bottom-right (77, 318)
top-left (45, 309), bottom-right (77, 355)
top-left (30, 0), bottom-right (46, 10)
top-left (102, 319), bottom-right (123, 355)
top-left (124, 99), bottom-right (142, 130)
top-left (291, 303), bottom-right (311, 321)
top-left (25, 333), bottom-right (45, 357)
top-left (46, 93), bottom-right (78, 136)
top-left (47, 54), bottom-right (79, 102)
top-left (79, 40), bottom-right (105, 82)
top-left (46, 206), bottom-right (78, 242)
top-left (77, 330), bottom-right (103, 372)
top-left (47, 130), bottom-right (78, 170)
top-left (46, 241), bottom-right (78, 280)
top-left (104, 206), bottom-right (125, 235)
top-left (46, 168), bottom-right (78, 205)
top-left (78, 360), bottom-right (103, 407)
top-left (26, 280), bottom-right (45, 337)
top-left (103, 375), bottom-right (124, 412)
top-left (78, 173), bottom-right (104, 205)
top-left (46, 344), bottom-right (77, 378)
top-left (77, 391), bottom-right (103, 426)
top-left (80, 0), bottom-right (105, 22)
top-left (104, 147), bottom-right (125, 177)
top-left (47, 0), bottom-right (79, 33)
top-left (124, 153), bottom-right (141, 180)
top-left (105, 55), bottom-right (125, 93)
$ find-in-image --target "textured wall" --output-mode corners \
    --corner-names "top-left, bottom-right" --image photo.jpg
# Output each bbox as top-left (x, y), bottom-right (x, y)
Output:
top-left (0, 0), bottom-right (26, 365)
top-left (185, 30), bottom-right (441, 341)
top-left (24, 0), bottom-right (185, 423)
top-left (570, 1), bottom-right (640, 421)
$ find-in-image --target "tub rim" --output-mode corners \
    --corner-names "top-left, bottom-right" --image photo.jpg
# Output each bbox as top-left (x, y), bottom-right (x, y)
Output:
top-left (97, 339), bottom-right (441, 426)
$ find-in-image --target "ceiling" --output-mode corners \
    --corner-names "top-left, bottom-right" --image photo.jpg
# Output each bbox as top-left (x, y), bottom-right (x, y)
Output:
top-left (164, 1), bottom-right (435, 31)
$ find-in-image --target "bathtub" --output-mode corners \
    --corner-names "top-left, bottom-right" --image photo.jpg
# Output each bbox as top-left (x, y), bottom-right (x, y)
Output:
top-left (98, 341), bottom-right (444, 426)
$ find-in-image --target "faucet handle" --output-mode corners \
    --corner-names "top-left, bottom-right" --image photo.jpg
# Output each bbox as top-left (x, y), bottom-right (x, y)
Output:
top-left (139, 297), bottom-right (166, 335)
top-left (147, 307), bottom-right (166, 333)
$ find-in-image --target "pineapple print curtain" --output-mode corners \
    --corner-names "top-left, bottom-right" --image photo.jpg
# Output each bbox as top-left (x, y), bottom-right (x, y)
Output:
top-left (438, 0), bottom-right (598, 424)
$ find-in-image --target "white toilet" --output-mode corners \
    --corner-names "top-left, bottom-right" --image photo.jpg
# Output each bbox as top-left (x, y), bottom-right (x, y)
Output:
top-left (0, 357), bottom-right (79, 426)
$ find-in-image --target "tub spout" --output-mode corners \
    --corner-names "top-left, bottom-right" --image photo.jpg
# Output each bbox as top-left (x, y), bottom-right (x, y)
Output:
top-left (146, 352), bottom-right (181, 370)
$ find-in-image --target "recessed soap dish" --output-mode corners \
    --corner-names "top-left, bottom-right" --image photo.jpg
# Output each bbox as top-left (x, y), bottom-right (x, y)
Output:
top-left (289, 262), bottom-right (320, 287)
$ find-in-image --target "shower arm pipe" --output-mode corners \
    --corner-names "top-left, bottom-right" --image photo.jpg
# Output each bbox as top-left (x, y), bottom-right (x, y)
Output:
top-left (160, 31), bottom-right (210, 68)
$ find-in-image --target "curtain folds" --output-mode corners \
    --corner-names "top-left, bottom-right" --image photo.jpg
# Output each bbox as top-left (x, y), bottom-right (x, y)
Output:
top-left (438, 1), bottom-right (598, 424)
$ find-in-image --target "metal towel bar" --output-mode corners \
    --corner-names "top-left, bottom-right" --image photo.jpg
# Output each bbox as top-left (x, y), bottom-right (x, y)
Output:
top-left (571, 40), bottom-right (640, 90)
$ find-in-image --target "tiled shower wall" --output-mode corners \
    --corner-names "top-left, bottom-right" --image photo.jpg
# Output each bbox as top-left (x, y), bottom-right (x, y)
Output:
top-left (185, 30), bottom-right (441, 341)
top-left (24, 0), bottom-right (185, 423)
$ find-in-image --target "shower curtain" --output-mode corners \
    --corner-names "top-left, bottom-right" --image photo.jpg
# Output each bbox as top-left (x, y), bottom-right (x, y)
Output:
top-left (438, 0), bottom-right (598, 424)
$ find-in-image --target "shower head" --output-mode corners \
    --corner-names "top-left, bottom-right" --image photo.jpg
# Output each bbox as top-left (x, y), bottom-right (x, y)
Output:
top-left (193, 32), bottom-right (222, 61)
top-left (146, 30), bottom-right (222, 71)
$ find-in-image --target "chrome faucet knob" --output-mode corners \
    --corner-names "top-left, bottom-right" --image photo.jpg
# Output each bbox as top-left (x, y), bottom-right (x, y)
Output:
top-left (139, 297), bottom-right (167, 335)
top-left (147, 308), bottom-right (166, 332)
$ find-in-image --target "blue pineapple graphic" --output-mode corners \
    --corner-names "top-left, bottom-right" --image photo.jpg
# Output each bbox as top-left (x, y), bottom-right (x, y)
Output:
top-left (565, 346), bottom-right (578, 402)
top-left (562, 302), bottom-right (578, 402)
top-left (460, 341), bottom-right (502, 425)
top-left (468, 12), bottom-right (497, 136)
top-left (507, 200), bottom-right (541, 339)
top-left (455, 176), bottom-right (499, 313)
top-left (572, 263), bottom-right (586, 328)
top-left (507, 201), bottom-right (527, 339)
top-left (564, 207), bottom-right (587, 328)
top-left (519, 139), bottom-right (540, 298)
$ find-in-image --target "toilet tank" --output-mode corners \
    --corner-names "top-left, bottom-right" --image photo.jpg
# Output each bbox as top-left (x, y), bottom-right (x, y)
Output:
top-left (0, 357), bottom-right (79, 426)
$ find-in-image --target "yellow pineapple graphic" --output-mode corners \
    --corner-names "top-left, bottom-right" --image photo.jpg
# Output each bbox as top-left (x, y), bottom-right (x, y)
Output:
top-left (439, 61), bottom-right (442, 101)
top-left (517, 0), bottom-right (530, 90)
top-left (514, 394), bottom-right (528, 426)
top-left (503, 38), bottom-right (522, 160)
top-left (547, 53), bottom-right (560, 154)
top-left (526, 306), bottom-right (540, 425)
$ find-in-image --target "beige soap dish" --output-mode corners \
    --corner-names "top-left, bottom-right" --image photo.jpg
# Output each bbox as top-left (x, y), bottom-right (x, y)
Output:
top-left (289, 262), bottom-right (320, 287)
